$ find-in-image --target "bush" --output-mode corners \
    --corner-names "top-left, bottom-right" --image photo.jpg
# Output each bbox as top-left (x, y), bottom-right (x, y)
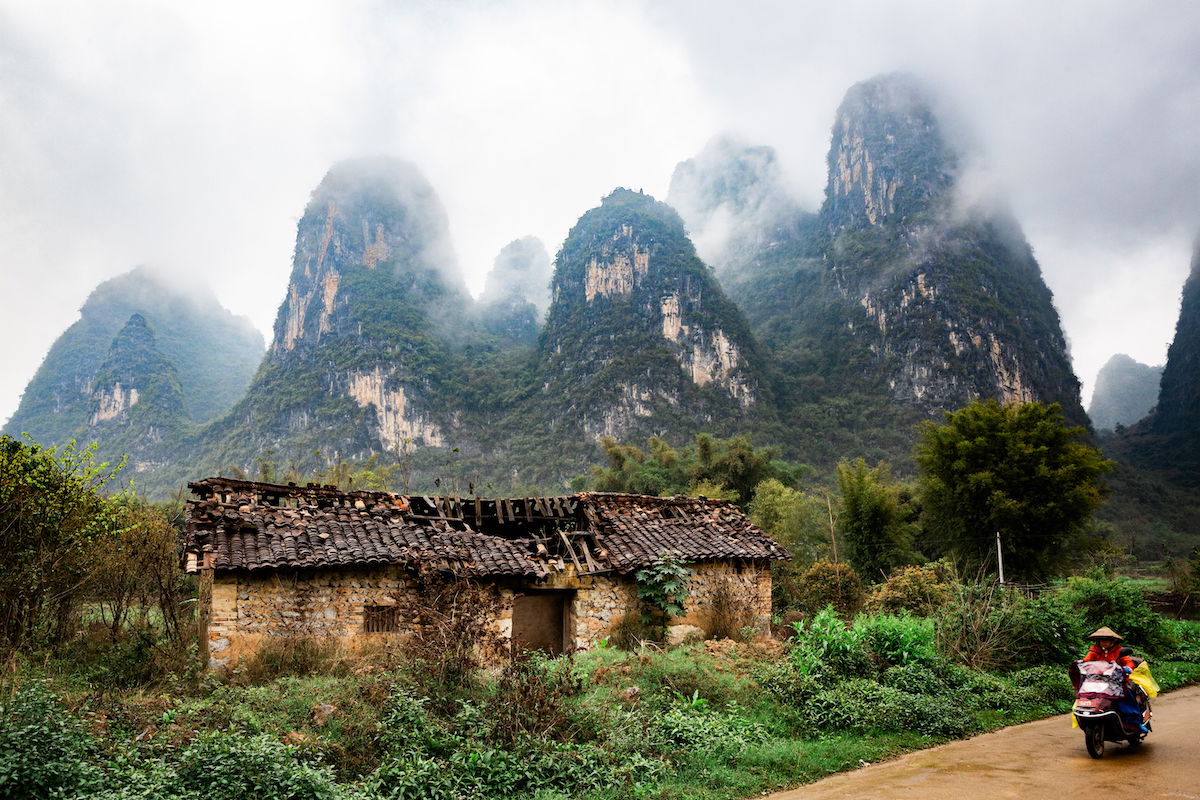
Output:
top-left (653, 692), bottom-right (766, 754)
top-left (1008, 592), bottom-right (1087, 668)
top-left (789, 607), bottom-right (869, 678)
top-left (934, 583), bottom-right (1024, 671)
top-left (1060, 575), bottom-right (1177, 655)
top-left (0, 681), bottom-right (101, 799)
top-left (1007, 665), bottom-right (1074, 708)
top-left (483, 655), bottom-right (584, 745)
top-left (401, 575), bottom-right (505, 701)
top-left (608, 612), bottom-right (660, 649)
top-left (864, 564), bottom-right (953, 616)
top-left (797, 678), bottom-right (974, 738)
top-left (792, 561), bottom-right (865, 616)
top-left (175, 731), bottom-right (340, 800)
top-left (853, 613), bottom-right (938, 668)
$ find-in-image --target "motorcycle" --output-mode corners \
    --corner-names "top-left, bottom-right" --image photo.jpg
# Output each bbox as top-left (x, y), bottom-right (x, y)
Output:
top-left (1069, 655), bottom-right (1155, 758)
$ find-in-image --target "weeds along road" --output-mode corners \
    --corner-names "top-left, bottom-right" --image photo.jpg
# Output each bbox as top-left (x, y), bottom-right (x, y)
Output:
top-left (769, 684), bottom-right (1200, 800)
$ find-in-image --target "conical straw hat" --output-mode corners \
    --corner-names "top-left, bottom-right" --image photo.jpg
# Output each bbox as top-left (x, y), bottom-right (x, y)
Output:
top-left (1087, 626), bottom-right (1123, 641)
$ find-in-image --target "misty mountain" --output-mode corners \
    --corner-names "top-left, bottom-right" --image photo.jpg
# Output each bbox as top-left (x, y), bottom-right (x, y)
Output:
top-left (532, 188), bottom-right (772, 447)
top-left (3, 266), bottom-right (263, 445)
top-left (1088, 354), bottom-right (1162, 431)
top-left (84, 313), bottom-right (187, 469)
top-left (202, 157), bottom-right (475, 474)
top-left (667, 135), bottom-right (811, 278)
top-left (674, 73), bottom-right (1085, 464)
top-left (7, 74), bottom-right (1106, 500)
top-left (477, 236), bottom-right (551, 345)
top-left (1094, 240), bottom-right (1200, 550)
top-left (1149, 238), bottom-right (1200, 451)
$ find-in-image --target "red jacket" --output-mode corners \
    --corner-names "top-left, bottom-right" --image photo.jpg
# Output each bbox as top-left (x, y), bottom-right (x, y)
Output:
top-left (1084, 642), bottom-right (1136, 669)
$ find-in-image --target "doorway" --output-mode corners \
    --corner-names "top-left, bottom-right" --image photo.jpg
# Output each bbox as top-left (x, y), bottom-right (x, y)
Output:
top-left (511, 590), bottom-right (572, 656)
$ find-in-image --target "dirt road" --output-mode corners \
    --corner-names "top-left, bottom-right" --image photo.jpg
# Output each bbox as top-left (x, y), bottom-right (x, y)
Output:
top-left (768, 684), bottom-right (1200, 799)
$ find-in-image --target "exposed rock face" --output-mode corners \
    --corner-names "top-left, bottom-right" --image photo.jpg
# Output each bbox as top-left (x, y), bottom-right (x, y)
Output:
top-left (4, 266), bottom-right (262, 445)
top-left (1089, 354), bottom-right (1162, 431)
top-left (84, 313), bottom-right (187, 470)
top-left (536, 189), bottom-right (769, 443)
top-left (205, 158), bottom-right (469, 470)
top-left (270, 158), bottom-right (464, 355)
top-left (823, 73), bottom-right (957, 230)
top-left (346, 367), bottom-right (444, 451)
top-left (1152, 240), bottom-right (1200, 438)
top-left (703, 73), bottom-right (1083, 437)
top-left (825, 76), bottom-right (1083, 421)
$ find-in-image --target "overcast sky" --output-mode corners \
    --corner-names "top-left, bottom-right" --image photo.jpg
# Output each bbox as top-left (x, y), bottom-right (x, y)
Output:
top-left (2, 0), bottom-right (1198, 428)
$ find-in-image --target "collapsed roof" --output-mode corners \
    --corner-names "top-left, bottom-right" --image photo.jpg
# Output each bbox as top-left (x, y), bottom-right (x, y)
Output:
top-left (183, 477), bottom-right (788, 579)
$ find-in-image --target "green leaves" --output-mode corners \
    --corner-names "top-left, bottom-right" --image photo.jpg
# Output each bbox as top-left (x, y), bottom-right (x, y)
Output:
top-left (635, 552), bottom-right (692, 631)
top-left (915, 400), bottom-right (1113, 581)
top-left (0, 436), bottom-right (129, 649)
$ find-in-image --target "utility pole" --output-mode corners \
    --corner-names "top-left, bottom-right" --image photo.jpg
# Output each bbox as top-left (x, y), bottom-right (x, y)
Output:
top-left (823, 490), bottom-right (838, 562)
top-left (996, 530), bottom-right (1005, 585)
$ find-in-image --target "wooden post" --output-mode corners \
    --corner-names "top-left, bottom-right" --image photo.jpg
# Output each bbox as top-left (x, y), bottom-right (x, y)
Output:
top-left (196, 551), bottom-right (214, 672)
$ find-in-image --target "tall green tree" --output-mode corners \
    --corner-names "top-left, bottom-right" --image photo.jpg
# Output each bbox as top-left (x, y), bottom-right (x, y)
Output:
top-left (583, 433), bottom-right (805, 506)
top-left (915, 400), bottom-right (1113, 582)
top-left (750, 478), bottom-right (835, 608)
top-left (0, 436), bottom-right (128, 648)
top-left (836, 459), bottom-right (918, 581)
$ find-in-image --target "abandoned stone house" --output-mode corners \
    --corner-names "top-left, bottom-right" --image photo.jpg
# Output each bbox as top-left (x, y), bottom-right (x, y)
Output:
top-left (183, 477), bottom-right (788, 669)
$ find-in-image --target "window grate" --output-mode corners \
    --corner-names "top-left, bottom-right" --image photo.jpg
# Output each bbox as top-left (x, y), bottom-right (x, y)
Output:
top-left (364, 605), bottom-right (400, 633)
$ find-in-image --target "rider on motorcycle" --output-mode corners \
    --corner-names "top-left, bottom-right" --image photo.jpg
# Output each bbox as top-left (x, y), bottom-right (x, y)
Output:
top-left (1083, 626), bottom-right (1148, 733)
top-left (1084, 626), bottom-right (1136, 668)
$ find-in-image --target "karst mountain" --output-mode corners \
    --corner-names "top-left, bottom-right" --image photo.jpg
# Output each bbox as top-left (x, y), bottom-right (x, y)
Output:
top-left (3, 266), bottom-right (262, 453)
top-left (670, 73), bottom-right (1086, 464)
top-left (11, 73), bottom-right (1107, 499)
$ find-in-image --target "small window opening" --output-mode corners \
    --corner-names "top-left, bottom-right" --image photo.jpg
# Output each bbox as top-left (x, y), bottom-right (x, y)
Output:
top-left (364, 605), bottom-right (400, 633)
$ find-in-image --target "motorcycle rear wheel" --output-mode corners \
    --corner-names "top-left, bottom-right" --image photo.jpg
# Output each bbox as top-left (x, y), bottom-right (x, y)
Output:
top-left (1086, 724), bottom-right (1105, 759)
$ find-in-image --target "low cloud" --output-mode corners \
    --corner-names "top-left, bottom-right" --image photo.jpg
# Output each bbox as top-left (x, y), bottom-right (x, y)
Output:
top-left (1, 0), bottom-right (1196, 421)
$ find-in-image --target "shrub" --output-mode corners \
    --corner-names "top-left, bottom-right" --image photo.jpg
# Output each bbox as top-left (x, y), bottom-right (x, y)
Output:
top-left (367, 752), bottom-right (477, 800)
top-left (1007, 665), bottom-right (1075, 708)
top-left (934, 582), bottom-right (1024, 670)
top-left (608, 612), bottom-right (660, 649)
top-left (751, 659), bottom-right (819, 705)
top-left (880, 663), bottom-right (952, 697)
top-left (1060, 575), bottom-right (1177, 655)
top-left (789, 606), bottom-right (869, 678)
top-left (653, 692), bottom-right (766, 754)
top-left (0, 681), bottom-right (101, 800)
top-left (1008, 592), bottom-right (1087, 667)
top-left (792, 561), bottom-right (865, 616)
top-left (483, 655), bottom-right (584, 746)
top-left (401, 574), bottom-right (505, 701)
top-left (175, 731), bottom-right (340, 800)
top-left (853, 612), bottom-right (938, 668)
top-left (635, 552), bottom-right (691, 633)
top-left (797, 678), bottom-right (973, 738)
top-left (864, 564), bottom-right (953, 616)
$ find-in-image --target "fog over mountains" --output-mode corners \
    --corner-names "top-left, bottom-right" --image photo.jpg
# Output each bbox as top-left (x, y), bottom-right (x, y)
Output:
top-left (12, 73), bottom-right (1173, 501)
top-left (3, 3), bottom-right (1198, 434)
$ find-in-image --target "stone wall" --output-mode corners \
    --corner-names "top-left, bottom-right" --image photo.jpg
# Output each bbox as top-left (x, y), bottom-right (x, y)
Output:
top-left (202, 559), bottom-right (772, 669)
top-left (205, 566), bottom-right (510, 670)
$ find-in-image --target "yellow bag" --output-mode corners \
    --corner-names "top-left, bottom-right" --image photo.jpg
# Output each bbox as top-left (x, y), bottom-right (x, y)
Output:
top-left (1129, 662), bottom-right (1160, 698)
